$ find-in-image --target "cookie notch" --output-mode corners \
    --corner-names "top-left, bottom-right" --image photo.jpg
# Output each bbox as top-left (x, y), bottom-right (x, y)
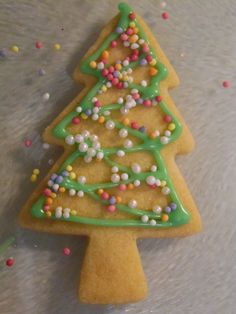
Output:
top-left (19, 2), bottom-right (202, 304)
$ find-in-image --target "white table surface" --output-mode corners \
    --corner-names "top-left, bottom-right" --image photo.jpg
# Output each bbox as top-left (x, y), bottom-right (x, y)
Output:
top-left (0, 0), bottom-right (235, 313)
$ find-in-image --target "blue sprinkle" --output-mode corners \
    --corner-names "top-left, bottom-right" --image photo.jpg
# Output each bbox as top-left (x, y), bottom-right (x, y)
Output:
top-left (115, 27), bottom-right (123, 34)
top-left (85, 109), bottom-right (92, 116)
top-left (55, 175), bottom-right (64, 183)
top-left (109, 196), bottom-right (116, 205)
top-left (139, 126), bottom-right (146, 133)
top-left (50, 173), bottom-right (57, 181)
top-left (170, 202), bottom-right (177, 210)
top-left (140, 59), bottom-right (147, 66)
top-left (0, 49), bottom-right (7, 58)
top-left (62, 170), bottom-right (69, 177)
top-left (164, 206), bottom-right (172, 213)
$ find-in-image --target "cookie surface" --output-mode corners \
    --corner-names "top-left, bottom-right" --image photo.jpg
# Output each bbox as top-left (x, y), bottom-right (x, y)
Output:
top-left (19, 2), bottom-right (202, 304)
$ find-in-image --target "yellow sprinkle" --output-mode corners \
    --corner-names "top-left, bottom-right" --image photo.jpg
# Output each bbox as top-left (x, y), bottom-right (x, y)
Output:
top-left (71, 210), bottom-right (77, 216)
top-left (168, 123), bottom-right (176, 131)
top-left (98, 189), bottom-right (104, 195)
top-left (33, 168), bottom-right (40, 175)
top-left (53, 43), bottom-right (61, 50)
top-left (70, 172), bottom-right (76, 179)
top-left (46, 211), bottom-right (52, 217)
top-left (98, 116), bottom-right (105, 124)
top-left (150, 59), bottom-right (157, 66)
top-left (59, 187), bottom-right (66, 193)
top-left (81, 112), bottom-right (88, 119)
top-left (30, 174), bottom-right (37, 182)
top-left (66, 165), bottom-right (73, 172)
top-left (123, 75), bottom-right (129, 81)
top-left (101, 85), bottom-right (107, 92)
top-left (122, 118), bottom-right (130, 126)
top-left (51, 193), bottom-right (57, 199)
top-left (89, 61), bottom-right (97, 69)
top-left (160, 180), bottom-right (166, 187)
top-left (129, 22), bottom-right (135, 28)
top-left (11, 45), bottom-right (19, 53)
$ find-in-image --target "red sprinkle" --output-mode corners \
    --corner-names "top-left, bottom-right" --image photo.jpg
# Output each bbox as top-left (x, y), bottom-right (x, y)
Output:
top-left (130, 54), bottom-right (138, 61)
top-left (162, 12), bottom-right (169, 20)
top-left (156, 95), bottom-right (162, 103)
top-left (101, 192), bottom-right (109, 200)
top-left (63, 247), bottom-right (71, 256)
top-left (24, 139), bottom-right (32, 147)
top-left (129, 12), bottom-right (136, 20)
top-left (72, 117), bottom-right (80, 125)
top-left (35, 41), bottom-right (43, 49)
top-left (126, 28), bottom-right (133, 35)
top-left (102, 69), bottom-right (109, 77)
top-left (163, 115), bottom-right (172, 123)
top-left (143, 99), bottom-right (152, 107)
top-left (43, 188), bottom-right (52, 197)
top-left (119, 184), bottom-right (127, 191)
top-left (222, 80), bottom-right (230, 88)
top-left (107, 205), bottom-right (116, 212)
top-left (112, 78), bottom-right (119, 86)
top-left (6, 258), bottom-right (14, 267)
top-left (131, 121), bottom-right (139, 129)
top-left (146, 54), bottom-right (152, 62)
top-left (95, 101), bottom-right (101, 107)
top-left (111, 40), bottom-right (117, 48)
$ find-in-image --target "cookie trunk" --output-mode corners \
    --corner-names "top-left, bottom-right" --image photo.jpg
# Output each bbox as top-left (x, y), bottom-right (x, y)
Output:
top-left (79, 230), bottom-right (147, 304)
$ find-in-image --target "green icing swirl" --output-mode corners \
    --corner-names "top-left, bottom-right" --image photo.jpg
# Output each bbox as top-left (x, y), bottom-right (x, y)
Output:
top-left (31, 2), bottom-right (190, 228)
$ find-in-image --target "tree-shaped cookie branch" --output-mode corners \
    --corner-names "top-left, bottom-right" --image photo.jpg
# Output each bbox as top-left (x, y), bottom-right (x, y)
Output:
top-left (20, 3), bottom-right (201, 304)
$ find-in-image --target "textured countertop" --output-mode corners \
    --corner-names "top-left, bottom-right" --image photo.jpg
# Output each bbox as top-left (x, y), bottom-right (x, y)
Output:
top-left (0, 1), bottom-right (236, 313)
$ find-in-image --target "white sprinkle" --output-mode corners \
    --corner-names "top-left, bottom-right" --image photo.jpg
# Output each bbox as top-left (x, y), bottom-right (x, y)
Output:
top-left (106, 120), bottom-right (115, 130)
top-left (138, 38), bottom-right (145, 45)
top-left (111, 173), bottom-right (120, 183)
top-left (131, 163), bottom-right (141, 173)
top-left (150, 219), bottom-right (157, 226)
top-left (131, 43), bottom-right (139, 50)
top-left (118, 97), bottom-right (124, 104)
top-left (152, 205), bottom-right (162, 214)
top-left (141, 215), bottom-right (149, 223)
top-left (146, 176), bottom-right (156, 185)
top-left (76, 106), bottom-right (82, 113)
top-left (93, 107), bottom-right (99, 114)
top-left (74, 134), bottom-right (84, 143)
top-left (120, 107), bottom-right (129, 115)
top-left (42, 92), bottom-right (50, 101)
top-left (119, 128), bottom-right (128, 138)
top-left (77, 190), bottom-right (84, 197)
top-left (160, 136), bottom-right (169, 144)
top-left (65, 135), bottom-right (75, 145)
top-left (112, 166), bottom-right (119, 173)
top-left (78, 176), bottom-right (86, 184)
top-left (55, 206), bottom-right (62, 219)
top-left (104, 110), bottom-right (111, 116)
top-left (162, 187), bottom-right (170, 195)
top-left (87, 147), bottom-right (96, 157)
top-left (79, 142), bottom-right (88, 152)
top-left (92, 113), bottom-right (99, 120)
top-left (106, 82), bottom-right (112, 88)
top-left (92, 141), bottom-right (101, 150)
top-left (131, 89), bottom-right (138, 94)
top-left (124, 139), bottom-right (133, 148)
top-left (82, 130), bottom-right (90, 138)
top-left (96, 151), bottom-right (104, 160)
top-left (69, 189), bottom-right (76, 196)
top-left (92, 97), bottom-right (97, 103)
top-left (117, 150), bottom-right (125, 157)
top-left (47, 180), bottom-right (53, 187)
top-left (121, 173), bottom-right (129, 180)
top-left (52, 183), bottom-right (59, 191)
top-left (151, 165), bottom-right (157, 172)
top-left (165, 130), bottom-right (171, 137)
top-left (129, 199), bottom-right (137, 208)
top-left (84, 155), bottom-right (92, 163)
top-left (141, 80), bottom-right (147, 87)
top-left (155, 179), bottom-right (161, 186)
top-left (97, 62), bottom-right (104, 70)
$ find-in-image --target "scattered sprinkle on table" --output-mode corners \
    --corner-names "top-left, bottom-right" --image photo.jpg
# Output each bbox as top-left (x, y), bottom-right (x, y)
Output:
top-left (24, 139), bottom-right (32, 147)
top-left (0, 49), bottom-right (7, 58)
top-left (63, 247), bottom-right (71, 256)
top-left (6, 258), bottom-right (14, 267)
top-left (222, 80), bottom-right (230, 88)
top-left (31, 168), bottom-right (40, 182)
top-left (38, 68), bottom-right (46, 76)
top-left (53, 43), bottom-right (61, 51)
top-left (10, 45), bottom-right (19, 53)
top-left (35, 41), bottom-right (43, 49)
top-left (42, 142), bottom-right (50, 149)
top-left (160, 1), bottom-right (167, 8)
top-left (42, 92), bottom-right (50, 101)
top-left (162, 12), bottom-right (169, 20)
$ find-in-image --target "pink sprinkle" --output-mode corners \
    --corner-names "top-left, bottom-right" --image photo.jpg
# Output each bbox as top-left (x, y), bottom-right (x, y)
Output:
top-left (126, 28), bottom-right (133, 35)
top-left (162, 12), bottom-right (169, 20)
top-left (107, 73), bottom-right (114, 81)
top-left (107, 205), bottom-right (116, 212)
top-left (101, 192), bottom-right (109, 200)
top-left (43, 188), bottom-right (52, 197)
top-left (131, 121), bottom-right (139, 129)
top-left (163, 115), bottom-right (172, 123)
top-left (146, 54), bottom-right (152, 62)
top-left (35, 41), bottom-right (43, 49)
top-left (120, 33), bottom-right (128, 41)
top-left (109, 66), bottom-right (115, 73)
top-left (156, 95), bottom-right (162, 103)
top-left (102, 69), bottom-right (109, 76)
top-left (24, 139), bottom-right (32, 147)
top-left (143, 99), bottom-right (152, 107)
top-left (119, 184), bottom-right (127, 191)
top-left (111, 40), bottom-right (117, 48)
top-left (149, 184), bottom-right (157, 189)
top-left (132, 93), bottom-right (140, 100)
top-left (63, 247), bottom-right (71, 256)
top-left (142, 44), bottom-right (149, 53)
top-left (112, 78), bottom-right (119, 86)
top-left (129, 12), bottom-right (136, 20)
top-left (43, 205), bottom-right (50, 211)
top-left (6, 258), bottom-right (14, 267)
top-left (72, 117), bottom-right (80, 125)
top-left (95, 101), bottom-right (101, 107)
top-left (222, 80), bottom-right (230, 88)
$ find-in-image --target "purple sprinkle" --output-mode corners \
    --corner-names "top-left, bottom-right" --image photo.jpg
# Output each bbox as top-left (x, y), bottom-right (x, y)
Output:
top-left (109, 196), bottom-right (116, 205)
top-left (115, 27), bottom-right (123, 34)
top-left (170, 202), bottom-right (177, 210)
top-left (51, 173), bottom-right (58, 180)
top-left (140, 59), bottom-right (147, 66)
top-left (85, 109), bottom-right (92, 116)
top-left (62, 170), bottom-right (69, 177)
top-left (0, 49), bottom-right (7, 57)
top-left (139, 126), bottom-right (146, 133)
top-left (113, 71), bottom-right (120, 78)
top-left (137, 98), bottom-right (144, 104)
top-left (55, 175), bottom-right (64, 183)
top-left (38, 68), bottom-right (46, 76)
top-left (164, 206), bottom-right (171, 213)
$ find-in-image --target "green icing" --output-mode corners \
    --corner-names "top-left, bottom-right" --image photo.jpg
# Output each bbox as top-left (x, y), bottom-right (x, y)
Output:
top-left (31, 2), bottom-right (190, 228)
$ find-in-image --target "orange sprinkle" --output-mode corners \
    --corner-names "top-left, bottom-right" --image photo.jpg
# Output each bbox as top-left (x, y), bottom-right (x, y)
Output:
top-left (115, 63), bottom-right (122, 70)
top-left (98, 189), bottom-right (104, 195)
top-left (102, 50), bottom-right (109, 59)
top-left (98, 116), bottom-right (105, 124)
top-left (129, 34), bottom-right (138, 43)
top-left (161, 214), bottom-right (169, 222)
top-left (133, 27), bottom-right (139, 34)
top-left (116, 195), bottom-right (122, 203)
top-left (127, 183), bottom-right (134, 190)
top-left (149, 131), bottom-right (157, 139)
top-left (45, 197), bottom-right (53, 205)
top-left (149, 67), bottom-right (158, 76)
top-left (122, 118), bottom-right (130, 126)
top-left (59, 187), bottom-right (66, 193)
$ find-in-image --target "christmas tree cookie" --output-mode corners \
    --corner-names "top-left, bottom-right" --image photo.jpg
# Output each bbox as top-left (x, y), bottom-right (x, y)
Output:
top-left (20, 2), bottom-right (202, 304)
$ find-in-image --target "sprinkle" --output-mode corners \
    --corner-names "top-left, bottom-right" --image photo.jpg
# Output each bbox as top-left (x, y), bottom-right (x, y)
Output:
top-left (111, 173), bottom-right (120, 183)
top-left (134, 179), bottom-right (141, 187)
top-left (129, 199), bottom-right (137, 208)
top-left (66, 165), bottom-right (73, 172)
top-left (77, 191), bottom-right (84, 197)
top-left (129, 12), bottom-right (136, 20)
top-left (42, 142), bottom-right (50, 149)
top-left (150, 219), bottom-right (157, 226)
top-left (107, 205), bottom-right (116, 212)
top-left (72, 117), bottom-right (80, 125)
top-left (63, 247), bottom-right (71, 256)
top-left (140, 58), bottom-right (147, 66)
top-left (124, 139), bottom-right (133, 148)
top-left (24, 139), bottom-right (32, 147)
top-left (112, 166), bottom-right (119, 173)
top-left (53, 43), bottom-right (61, 50)
top-left (101, 192), bottom-right (109, 200)
top-left (165, 130), bottom-right (171, 137)
top-left (38, 68), bottom-right (46, 76)
top-left (89, 61), bottom-right (97, 69)
top-left (35, 41), bottom-right (43, 49)
top-left (111, 40), bottom-right (117, 48)
top-left (222, 80), bottom-right (230, 88)
top-left (153, 205), bottom-right (162, 214)
top-left (42, 92), bottom-right (50, 101)
top-left (146, 176), bottom-right (156, 185)
top-left (162, 186), bottom-right (170, 195)
top-left (0, 49), bottom-right (7, 57)
top-left (30, 174), bottom-right (37, 182)
top-left (151, 165), bottom-right (157, 172)
top-left (78, 176), bottom-right (86, 184)
top-left (117, 150), bottom-right (125, 157)
top-left (6, 258), bottom-right (14, 267)
top-left (139, 126), bottom-right (146, 133)
top-left (170, 203), bottom-right (177, 210)
top-left (163, 115), bottom-right (172, 123)
top-left (131, 163), bottom-right (141, 173)
top-left (69, 189), bottom-right (76, 196)
top-left (141, 80), bottom-right (147, 87)
top-left (116, 195), bottom-right (122, 203)
top-left (98, 116), bottom-right (105, 124)
top-left (119, 184), bottom-right (126, 191)
top-left (149, 67), bottom-right (157, 76)
top-left (115, 26), bottom-right (123, 34)
top-left (141, 215), bottom-right (149, 223)
top-left (10, 45), bottom-right (19, 53)
top-left (156, 95), bottom-right (162, 103)
top-left (33, 168), bottom-right (40, 175)
top-left (161, 214), bottom-right (169, 222)
top-left (160, 136), bottom-right (169, 145)
top-left (162, 12), bottom-right (169, 20)
top-left (76, 106), bottom-right (82, 113)
top-left (121, 173), bottom-right (129, 180)
top-left (65, 135), bottom-right (75, 145)
top-left (164, 206), bottom-right (172, 213)
top-left (97, 189), bottom-right (104, 195)
top-left (127, 183), bottom-right (134, 190)
top-left (168, 123), bottom-right (176, 131)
